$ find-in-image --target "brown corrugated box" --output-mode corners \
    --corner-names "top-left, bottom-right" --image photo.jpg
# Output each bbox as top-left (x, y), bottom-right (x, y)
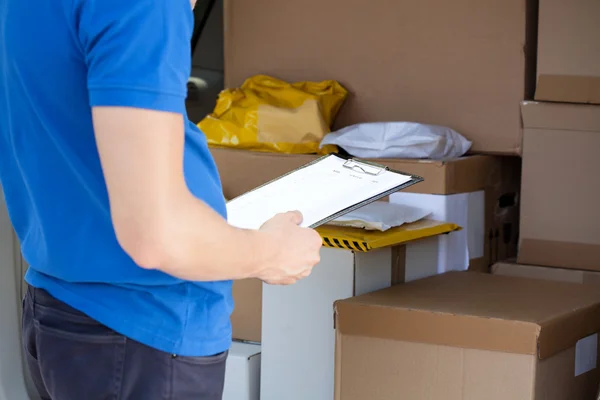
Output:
top-left (223, 0), bottom-right (537, 154)
top-left (535, 0), bottom-right (600, 104)
top-left (230, 279), bottom-right (262, 343)
top-left (519, 101), bottom-right (600, 271)
top-left (493, 260), bottom-right (600, 286)
top-left (216, 148), bottom-right (521, 342)
top-left (335, 272), bottom-right (600, 400)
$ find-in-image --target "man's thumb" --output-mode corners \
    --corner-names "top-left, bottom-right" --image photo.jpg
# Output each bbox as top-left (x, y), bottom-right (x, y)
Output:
top-left (286, 210), bottom-right (303, 225)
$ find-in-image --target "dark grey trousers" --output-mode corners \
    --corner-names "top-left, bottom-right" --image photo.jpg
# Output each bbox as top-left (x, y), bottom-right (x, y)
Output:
top-left (22, 285), bottom-right (227, 400)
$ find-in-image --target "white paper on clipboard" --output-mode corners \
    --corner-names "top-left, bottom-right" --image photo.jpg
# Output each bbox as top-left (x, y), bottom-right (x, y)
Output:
top-left (226, 155), bottom-right (418, 230)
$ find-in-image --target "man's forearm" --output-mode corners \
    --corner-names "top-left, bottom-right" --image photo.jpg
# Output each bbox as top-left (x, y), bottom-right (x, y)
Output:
top-left (125, 190), bottom-right (275, 282)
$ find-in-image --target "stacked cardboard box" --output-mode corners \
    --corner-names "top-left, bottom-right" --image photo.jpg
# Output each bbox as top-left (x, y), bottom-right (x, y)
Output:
top-left (334, 272), bottom-right (600, 399)
top-left (518, 101), bottom-right (600, 270)
top-left (504, 0), bottom-right (600, 276)
top-left (534, 0), bottom-right (600, 104)
top-left (223, 0), bottom-right (536, 154)
top-left (517, 0), bottom-right (600, 272)
top-left (202, 0), bottom-right (600, 398)
top-left (486, 2), bottom-right (600, 396)
top-left (213, 0), bottom-right (536, 398)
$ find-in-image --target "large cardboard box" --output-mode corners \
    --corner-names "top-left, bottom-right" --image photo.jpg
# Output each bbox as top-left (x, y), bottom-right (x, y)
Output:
top-left (223, 0), bottom-right (537, 154)
top-left (493, 260), bottom-right (600, 286)
top-left (535, 0), bottom-right (600, 104)
top-left (216, 149), bottom-right (521, 342)
top-left (519, 102), bottom-right (600, 271)
top-left (335, 272), bottom-right (600, 400)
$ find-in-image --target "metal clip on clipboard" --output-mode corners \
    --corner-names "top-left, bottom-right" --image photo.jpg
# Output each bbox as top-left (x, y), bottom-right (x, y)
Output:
top-left (342, 159), bottom-right (387, 176)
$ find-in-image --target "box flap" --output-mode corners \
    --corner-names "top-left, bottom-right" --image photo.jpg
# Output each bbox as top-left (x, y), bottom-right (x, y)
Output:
top-left (210, 147), bottom-right (499, 198)
top-left (335, 272), bottom-right (600, 359)
top-left (535, 75), bottom-right (600, 105)
top-left (521, 101), bottom-right (600, 131)
top-left (493, 261), bottom-right (600, 287)
top-left (492, 260), bottom-right (588, 284)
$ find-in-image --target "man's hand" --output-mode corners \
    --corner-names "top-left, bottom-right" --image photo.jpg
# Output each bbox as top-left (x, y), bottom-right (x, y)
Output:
top-left (256, 211), bottom-right (322, 285)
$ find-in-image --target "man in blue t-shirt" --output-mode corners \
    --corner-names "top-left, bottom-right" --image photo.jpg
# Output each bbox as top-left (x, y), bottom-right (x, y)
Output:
top-left (0, 0), bottom-right (322, 398)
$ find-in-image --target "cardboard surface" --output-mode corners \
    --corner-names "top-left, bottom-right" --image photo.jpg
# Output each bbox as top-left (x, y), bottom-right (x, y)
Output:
top-left (334, 272), bottom-right (600, 400)
top-left (231, 279), bottom-right (262, 343)
top-left (335, 335), bottom-right (599, 400)
top-left (535, 0), bottom-right (600, 104)
top-left (335, 272), bottom-right (600, 359)
top-left (492, 260), bottom-right (600, 286)
top-left (519, 102), bottom-right (600, 271)
top-left (223, 0), bottom-right (537, 154)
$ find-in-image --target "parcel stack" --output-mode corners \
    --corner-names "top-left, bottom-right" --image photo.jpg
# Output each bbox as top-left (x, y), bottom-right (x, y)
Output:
top-left (486, 3), bottom-right (600, 397)
top-left (483, 2), bottom-right (600, 400)
top-left (184, 0), bottom-right (600, 398)
top-left (493, 2), bottom-right (600, 281)
top-left (510, 0), bottom-right (600, 276)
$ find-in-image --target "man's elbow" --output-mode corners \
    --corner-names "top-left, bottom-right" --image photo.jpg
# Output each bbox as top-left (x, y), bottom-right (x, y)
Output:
top-left (112, 218), bottom-right (169, 270)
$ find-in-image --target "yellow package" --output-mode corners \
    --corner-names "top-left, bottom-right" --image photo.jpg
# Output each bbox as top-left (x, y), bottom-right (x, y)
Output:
top-left (198, 75), bottom-right (348, 154)
top-left (316, 220), bottom-right (461, 252)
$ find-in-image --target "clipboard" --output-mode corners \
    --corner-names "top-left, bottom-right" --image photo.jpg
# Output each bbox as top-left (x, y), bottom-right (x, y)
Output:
top-left (226, 153), bottom-right (424, 230)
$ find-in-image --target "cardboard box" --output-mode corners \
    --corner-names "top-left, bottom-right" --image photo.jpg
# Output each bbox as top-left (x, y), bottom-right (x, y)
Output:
top-left (493, 260), bottom-right (600, 286)
top-left (334, 272), bottom-right (600, 400)
top-left (223, 0), bottom-right (537, 154)
top-left (230, 279), bottom-right (262, 343)
top-left (519, 101), bottom-right (600, 271)
top-left (535, 0), bottom-right (600, 104)
top-left (218, 149), bottom-right (521, 342)
top-left (223, 341), bottom-right (261, 400)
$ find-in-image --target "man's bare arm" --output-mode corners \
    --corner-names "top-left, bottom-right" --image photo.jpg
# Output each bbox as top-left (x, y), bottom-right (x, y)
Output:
top-left (91, 107), bottom-right (288, 281)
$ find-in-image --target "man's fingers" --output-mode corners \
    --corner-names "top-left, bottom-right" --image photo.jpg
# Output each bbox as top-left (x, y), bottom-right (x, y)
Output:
top-left (284, 210), bottom-right (303, 225)
top-left (264, 277), bottom-right (297, 286)
top-left (298, 268), bottom-right (312, 279)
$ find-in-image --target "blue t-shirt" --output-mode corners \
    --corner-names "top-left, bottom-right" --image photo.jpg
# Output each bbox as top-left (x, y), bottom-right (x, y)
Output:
top-left (0, 0), bottom-right (232, 356)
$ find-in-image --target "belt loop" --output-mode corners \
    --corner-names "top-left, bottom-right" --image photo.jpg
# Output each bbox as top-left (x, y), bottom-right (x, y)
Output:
top-left (27, 284), bottom-right (36, 318)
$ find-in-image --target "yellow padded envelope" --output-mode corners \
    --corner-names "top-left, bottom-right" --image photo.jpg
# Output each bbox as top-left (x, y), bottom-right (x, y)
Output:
top-left (316, 219), bottom-right (460, 252)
